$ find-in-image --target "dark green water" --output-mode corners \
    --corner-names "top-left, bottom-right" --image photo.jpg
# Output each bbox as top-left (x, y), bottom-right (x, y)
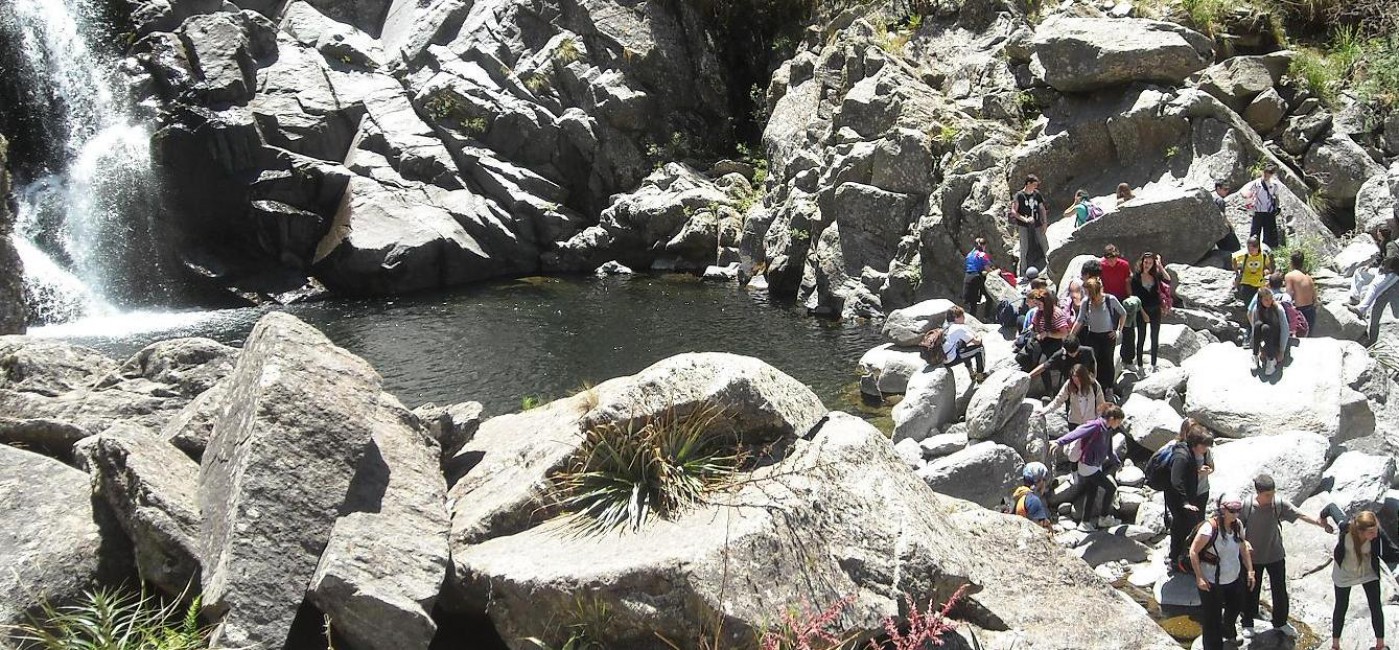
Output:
top-left (35, 275), bottom-right (885, 417)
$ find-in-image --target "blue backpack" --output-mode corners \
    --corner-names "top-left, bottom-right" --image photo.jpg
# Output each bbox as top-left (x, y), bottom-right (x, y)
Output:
top-left (1144, 441), bottom-right (1181, 491)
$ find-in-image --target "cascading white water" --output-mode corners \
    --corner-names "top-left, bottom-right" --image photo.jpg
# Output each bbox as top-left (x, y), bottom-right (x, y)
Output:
top-left (4, 0), bottom-right (161, 323)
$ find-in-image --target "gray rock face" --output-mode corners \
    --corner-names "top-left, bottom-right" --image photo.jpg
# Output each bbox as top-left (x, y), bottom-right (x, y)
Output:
top-left (1183, 340), bottom-right (1374, 441)
top-left (1354, 163), bottom-right (1399, 233)
top-left (0, 445), bottom-right (131, 632)
top-left (444, 352), bottom-right (828, 556)
top-left (892, 366), bottom-right (957, 443)
top-left (1304, 134), bottom-right (1386, 212)
top-left (1121, 395), bottom-right (1181, 450)
top-left (0, 136), bottom-right (23, 335)
top-left (1206, 431), bottom-right (1329, 504)
top-left (199, 312), bottom-right (382, 650)
top-left (1156, 324), bottom-right (1203, 365)
top-left (309, 393), bottom-right (449, 650)
top-left (859, 344), bottom-right (925, 395)
top-left (100, 338), bottom-right (238, 397)
top-left (916, 441), bottom-right (1021, 508)
top-left (0, 338), bottom-right (116, 396)
top-left (965, 369), bottom-right (1031, 440)
top-left (1046, 186), bottom-right (1228, 272)
top-left (882, 299), bottom-right (958, 346)
top-left (76, 432), bottom-right (202, 598)
top-left (1030, 17), bottom-right (1213, 92)
top-left (1243, 88), bottom-right (1287, 134)
top-left (456, 412), bottom-right (1179, 649)
top-left (412, 399), bottom-right (483, 461)
top-left (1196, 56), bottom-right (1279, 112)
top-left (1321, 451), bottom-right (1396, 517)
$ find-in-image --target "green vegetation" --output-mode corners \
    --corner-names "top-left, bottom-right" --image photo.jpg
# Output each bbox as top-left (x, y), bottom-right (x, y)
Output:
top-left (521, 395), bottom-right (544, 411)
top-left (1164, 145), bottom-right (1181, 159)
top-left (11, 587), bottom-right (209, 650)
top-left (1272, 230), bottom-right (1329, 275)
top-left (553, 402), bottom-right (737, 534)
top-left (554, 37), bottom-right (582, 65)
top-left (423, 91), bottom-right (467, 122)
top-left (792, 228), bottom-right (811, 242)
top-left (1180, 0), bottom-right (1228, 36)
top-left (524, 597), bottom-right (614, 650)
top-left (929, 122), bottom-right (959, 147)
top-left (524, 72), bottom-right (550, 94)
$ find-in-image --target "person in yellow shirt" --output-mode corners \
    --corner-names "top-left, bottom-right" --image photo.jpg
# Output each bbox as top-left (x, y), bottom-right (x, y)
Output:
top-left (1232, 237), bottom-right (1274, 303)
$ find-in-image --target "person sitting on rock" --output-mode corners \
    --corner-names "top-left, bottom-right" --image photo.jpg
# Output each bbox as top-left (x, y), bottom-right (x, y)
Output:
top-left (1320, 506), bottom-right (1399, 650)
top-left (1012, 461), bottom-right (1053, 531)
top-left (1232, 237), bottom-right (1274, 304)
top-left (1249, 288), bottom-right (1289, 377)
top-left (1239, 474), bottom-right (1332, 641)
top-left (1116, 183), bottom-right (1134, 206)
top-left (1034, 363), bottom-right (1106, 438)
top-left (941, 306), bottom-right (986, 382)
top-left (1351, 225), bottom-right (1398, 303)
top-left (1064, 189), bottom-right (1094, 227)
top-left (1049, 404), bottom-right (1124, 532)
top-left (1247, 272), bottom-right (1291, 319)
top-left (1191, 492), bottom-right (1255, 650)
top-left (1351, 255), bottom-right (1399, 326)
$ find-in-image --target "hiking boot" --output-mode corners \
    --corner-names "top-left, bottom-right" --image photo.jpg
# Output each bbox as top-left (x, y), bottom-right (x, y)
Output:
top-left (1076, 520), bottom-right (1096, 532)
top-left (1275, 623), bottom-right (1298, 638)
top-left (1264, 359), bottom-right (1277, 376)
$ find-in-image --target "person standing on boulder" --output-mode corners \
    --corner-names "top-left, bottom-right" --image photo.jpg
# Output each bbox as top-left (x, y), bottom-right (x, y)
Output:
top-left (1239, 474), bottom-right (1333, 640)
top-left (1249, 288), bottom-right (1289, 377)
top-left (1050, 404), bottom-right (1124, 532)
top-left (1130, 252), bottom-right (1167, 374)
top-left (1232, 237), bottom-right (1274, 304)
top-left (1100, 245), bottom-right (1132, 301)
top-left (1068, 278), bottom-right (1124, 399)
top-left (1116, 183), bottom-right (1134, 206)
top-left (1012, 175), bottom-right (1050, 276)
top-left (1191, 493), bottom-right (1255, 650)
top-left (1284, 251), bottom-right (1317, 336)
top-left (1320, 506), bottom-right (1399, 650)
top-left (962, 238), bottom-right (996, 320)
top-left (1167, 426), bottom-right (1214, 570)
top-left (1242, 164), bottom-right (1285, 248)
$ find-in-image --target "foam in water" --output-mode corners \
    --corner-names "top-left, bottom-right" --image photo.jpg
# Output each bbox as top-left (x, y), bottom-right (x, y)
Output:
top-left (5, 0), bottom-right (161, 324)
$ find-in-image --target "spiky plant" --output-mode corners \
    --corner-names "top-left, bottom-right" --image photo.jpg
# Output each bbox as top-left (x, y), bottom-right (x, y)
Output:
top-left (8, 587), bottom-right (209, 650)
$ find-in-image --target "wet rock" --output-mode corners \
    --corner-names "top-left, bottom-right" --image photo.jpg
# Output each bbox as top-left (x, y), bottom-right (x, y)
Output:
top-left (199, 313), bottom-right (382, 650)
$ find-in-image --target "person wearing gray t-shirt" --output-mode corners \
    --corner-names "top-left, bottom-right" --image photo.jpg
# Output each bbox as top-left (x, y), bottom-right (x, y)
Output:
top-left (1239, 474), bottom-right (1334, 639)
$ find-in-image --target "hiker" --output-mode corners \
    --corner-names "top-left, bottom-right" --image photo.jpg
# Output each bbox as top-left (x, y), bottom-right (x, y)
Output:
top-left (1012, 175), bottom-right (1050, 276)
top-left (1283, 252), bottom-right (1317, 336)
top-left (1130, 251), bottom-right (1168, 373)
top-left (1100, 244), bottom-right (1132, 301)
top-left (1119, 294), bottom-right (1142, 370)
top-left (1068, 278), bottom-right (1124, 398)
top-left (1319, 505), bottom-right (1399, 650)
top-left (1013, 462), bottom-right (1053, 530)
top-left (1065, 189), bottom-right (1096, 227)
top-left (1029, 288), bottom-right (1073, 393)
top-left (941, 306), bottom-right (986, 381)
top-left (1249, 288), bottom-right (1290, 377)
top-left (963, 238), bottom-right (995, 320)
top-left (1351, 225), bottom-right (1399, 302)
top-left (1214, 180), bottom-right (1242, 254)
top-left (1166, 426), bottom-right (1214, 569)
top-left (1239, 474), bottom-right (1333, 640)
top-left (1351, 255), bottom-right (1399, 324)
top-left (1116, 183), bottom-right (1134, 206)
top-left (1049, 404), bottom-right (1124, 532)
top-left (1034, 364), bottom-right (1107, 437)
top-left (1242, 164), bottom-right (1285, 248)
top-left (1232, 237), bottom-right (1274, 304)
top-left (1191, 493), bottom-right (1255, 650)
top-left (1028, 336), bottom-right (1096, 383)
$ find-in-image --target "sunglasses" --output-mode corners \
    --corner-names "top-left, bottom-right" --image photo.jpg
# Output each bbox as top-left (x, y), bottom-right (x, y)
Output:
top-left (1222, 503), bottom-right (1243, 513)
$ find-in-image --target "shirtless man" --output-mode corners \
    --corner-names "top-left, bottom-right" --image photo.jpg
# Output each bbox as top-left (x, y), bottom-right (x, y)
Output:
top-left (1284, 250), bottom-right (1316, 336)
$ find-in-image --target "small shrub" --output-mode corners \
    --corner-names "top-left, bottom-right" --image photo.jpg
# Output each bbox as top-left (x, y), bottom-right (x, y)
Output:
top-left (524, 72), bottom-right (550, 94)
top-left (554, 37), bottom-right (582, 64)
top-left (463, 116), bottom-right (488, 136)
top-left (1181, 0), bottom-right (1227, 36)
top-left (906, 13), bottom-right (923, 31)
top-left (525, 596), bottom-right (613, 650)
top-left (10, 587), bottom-right (209, 650)
top-left (1164, 145), bottom-right (1181, 159)
top-left (521, 395), bottom-right (544, 411)
top-left (1272, 231), bottom-right (1328, 275)
top-left (759, 596), bottom-right (857, 650)
top-left (792, 228), bottom-right (811, 242)
top-left (554, 402), bottom-right (737, 534)
top-left (1289, 48), bottom-right (1340, 106)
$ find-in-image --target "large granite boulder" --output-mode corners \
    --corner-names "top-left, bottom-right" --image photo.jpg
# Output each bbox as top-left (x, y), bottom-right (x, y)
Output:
top-left (891, 366), bottom-right (957, 443)
top-left (916, 441), bottom-right (1022, 509)
top-left (1029, 17), bottom-right (1213, 93)
top-left (859, 344), bottom-right (926, 395)
top-left (309, 393), bottom-right (449, 650)
top-left (0, 445), bottom-right (130, 632)
top-left (1205, 431), bottom-right (1330, 504)
top-left (0, 338), bottom-right (116, 396)
top-left (965, 369), bottom-right (1031, 441)
top-left (1121, 395), bottom-right (1182, 450)
top-left (1195, 55), bottom-right (1287, 113)
top-left (454, 413), bottom-right (1179, 649)
top-left (882, 299), bottom-right (958, 347)
top-left (1304, 134), bottom-right (1386, 213)
top-left (1320, 451), bottom-right (1396, 517)
top-left (1046, 187), bottom-right (1229, 273)
top-left (76, 432), bottom-right (202, 598)
top-left (199, 313), bottom-right (382, 650)
top-left (1183, 340), bottom-right (1374, 441)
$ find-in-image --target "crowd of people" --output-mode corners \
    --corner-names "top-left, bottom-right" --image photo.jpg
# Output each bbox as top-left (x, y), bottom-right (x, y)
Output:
top-left (943, 170), bottom-right (1398, 650)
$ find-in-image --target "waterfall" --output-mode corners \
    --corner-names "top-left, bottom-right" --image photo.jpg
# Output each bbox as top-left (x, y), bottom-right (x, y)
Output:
top-left (3, 0), bottom-right (164, 324)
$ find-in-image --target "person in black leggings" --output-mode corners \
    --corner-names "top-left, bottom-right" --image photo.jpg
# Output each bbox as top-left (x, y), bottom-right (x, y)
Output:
top-left (1320, 506), bottom-right (1399, 650)
top-left (1131, 252), bottom-right (1168, 373)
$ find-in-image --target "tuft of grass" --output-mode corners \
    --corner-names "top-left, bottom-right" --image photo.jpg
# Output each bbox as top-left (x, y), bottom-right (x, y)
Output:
top-left (524, 72), bottom-right (550, 94)
top-left (1272, 230), bottom-right (1328, 275)
top-left (10, 586), bottom-right (209, 650)
top-left (1289, 48), bottom-right (1339, 106)
top-left (524, 596), bottom-right (613, 650)
top-left (521, 395), bottom-right (544, 411)
top-left (554, 402), bottom-right (737, 535)
top-left (554, 36), bottom-right (581, 65)
top-left (1181, 0), bottom-right (1228, 36)
top-left (1165, 145), bottom-right (1181, 159)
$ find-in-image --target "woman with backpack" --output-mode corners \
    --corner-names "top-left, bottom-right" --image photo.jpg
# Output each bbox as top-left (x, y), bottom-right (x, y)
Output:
top-left (1034, 364), bottom-right (1106, 432)
top-left (1130, 251), bottom-right (1169, 374)
top-left (1165, 425), bottom-right (1214, 572)
top-left (1064, 189), bottom-right (1097, 228)
top-left (1319, 506), bottom-right (1399, 650)
top-left (1069, 278), bottom-right (1125, 400)
top-left (1049, 404), bottom-right (1124, 532)
top-left (1191, 493), bottom-right (1256, 650)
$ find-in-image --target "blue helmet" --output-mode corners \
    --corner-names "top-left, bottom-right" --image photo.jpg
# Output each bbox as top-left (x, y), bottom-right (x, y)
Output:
top-left (1022, 461), bottom-right (1049, 484)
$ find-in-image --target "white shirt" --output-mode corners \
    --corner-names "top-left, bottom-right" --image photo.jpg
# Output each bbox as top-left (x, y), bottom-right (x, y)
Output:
top-left (1247, 178), bottom-right (1282, 213)
top-left (1197, 520), bottom-right (1244, 585)
top-left (942, 323), bottom-right (974, 358)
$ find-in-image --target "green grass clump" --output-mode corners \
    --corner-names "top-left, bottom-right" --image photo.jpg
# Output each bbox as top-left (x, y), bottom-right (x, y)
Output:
top-left (1181, 0), bottom-right (1228, 36)
top-left (10, 587), bottom-right (209, 650)
top-left (554, 402), bottom-right (736, 534)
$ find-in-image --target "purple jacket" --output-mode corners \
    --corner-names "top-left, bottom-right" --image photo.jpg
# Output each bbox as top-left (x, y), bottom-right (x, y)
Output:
top-left (1055, 417), bottom-right (1117, 468)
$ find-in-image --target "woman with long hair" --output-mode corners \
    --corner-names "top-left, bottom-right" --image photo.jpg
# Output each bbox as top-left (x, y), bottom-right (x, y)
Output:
top-left (1034, 364), bottom-right (1107, 431)
top-left (1069, 278), bottom-right (1124, 399)
top-left (1030, 288), bottom-right (1072, 393)
top-left (1131, 251), bottom-right (1168, 373)
top-left (1191, 493), bottom-right (1255, 650)
top-left (1320, 507), bottom-right (1399, 650)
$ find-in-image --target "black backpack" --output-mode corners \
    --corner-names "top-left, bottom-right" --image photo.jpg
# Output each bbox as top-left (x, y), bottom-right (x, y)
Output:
top-left (1144, 442), bottom-right (1182, 491)
top-left (996, 299), bottom-right (1018, 328)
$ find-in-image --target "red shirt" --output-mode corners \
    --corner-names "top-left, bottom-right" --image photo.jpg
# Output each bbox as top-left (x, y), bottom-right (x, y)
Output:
top-left (1101, 256), bottom-right (1132, 299)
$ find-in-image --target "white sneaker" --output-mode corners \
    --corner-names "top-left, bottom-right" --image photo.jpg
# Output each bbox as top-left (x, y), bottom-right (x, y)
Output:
top-left (1097, 515), bottom-right (1119, 528)
top-left (1241, 626), bottom-right (1255, 640)
top-left (1077, 521), bottom-right (1096, 532)
top-left (1275, 623), bottom-right (1297, 638)
top-left (1151, 364), bottom-right (1159, 373)
top-left (1265, 359), bottom-right (1276, 376)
